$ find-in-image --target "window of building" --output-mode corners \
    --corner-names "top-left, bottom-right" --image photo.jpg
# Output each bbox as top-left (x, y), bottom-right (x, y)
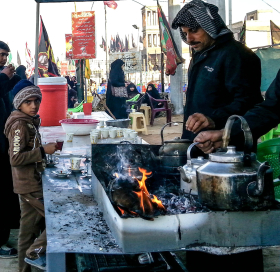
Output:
top-left (153, 11), bottom-right (157, 25)
top-left (153, 34), bottom-right (157, 47)
top-left (147, 11), bottom-right (151, 25)
top-left (148, 34), bottom-right (152, 47)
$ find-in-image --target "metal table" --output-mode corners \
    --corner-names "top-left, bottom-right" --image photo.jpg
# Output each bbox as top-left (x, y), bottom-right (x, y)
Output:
top-left (40, 114), bottom-right (280, 271)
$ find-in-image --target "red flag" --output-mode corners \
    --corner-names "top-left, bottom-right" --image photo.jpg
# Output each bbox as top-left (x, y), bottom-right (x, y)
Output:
top-left (157, 1), bottom-right (184, 76)
top-left (104, 1), bottom-right (118, 9)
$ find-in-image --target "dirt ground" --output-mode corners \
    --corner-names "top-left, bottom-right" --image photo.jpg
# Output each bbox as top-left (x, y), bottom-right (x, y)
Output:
top-left (140, 114), bottom-right (184, 144)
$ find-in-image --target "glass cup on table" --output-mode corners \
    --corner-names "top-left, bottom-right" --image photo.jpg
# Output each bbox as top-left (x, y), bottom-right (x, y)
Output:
top-left (56, 139), bottom-right (64, 152)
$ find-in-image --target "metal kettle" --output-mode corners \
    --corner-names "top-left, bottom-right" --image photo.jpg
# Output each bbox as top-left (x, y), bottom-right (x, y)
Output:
top-left (178, 142), bottom-right (208, 195)
top-left (151, 122), bottom-right (193, 170)
top-left (196, 115), bottom-right (275, 211)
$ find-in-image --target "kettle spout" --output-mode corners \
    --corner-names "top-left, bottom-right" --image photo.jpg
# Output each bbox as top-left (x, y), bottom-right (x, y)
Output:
top-left (247, 162), bottom-right (270, 197)
top-left (178, 166), bottom-right (192, 183)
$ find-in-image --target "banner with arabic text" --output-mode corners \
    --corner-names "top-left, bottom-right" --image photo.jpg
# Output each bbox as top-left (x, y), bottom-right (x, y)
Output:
top-left (72, 11), bottom-right (96, 59)
top-left (109, 52), bottom-right (141, 74)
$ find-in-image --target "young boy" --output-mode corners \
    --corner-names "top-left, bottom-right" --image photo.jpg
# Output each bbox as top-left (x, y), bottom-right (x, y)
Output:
top-left (4, 80), bottom-right (57, 272)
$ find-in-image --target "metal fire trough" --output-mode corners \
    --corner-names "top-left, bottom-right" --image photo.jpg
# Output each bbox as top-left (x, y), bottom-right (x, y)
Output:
top-left (91, 144), bottom-right (280, 254)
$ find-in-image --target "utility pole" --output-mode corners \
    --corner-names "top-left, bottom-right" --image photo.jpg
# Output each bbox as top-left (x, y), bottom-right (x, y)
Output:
top-left (168, 0), bottom-right (183, 115)
top-left (104, 4), bottom-right (109, 80)
top-left (206, 0), bottom-right (226, 22)
top-left (228, 0), bottom-right (232, 30)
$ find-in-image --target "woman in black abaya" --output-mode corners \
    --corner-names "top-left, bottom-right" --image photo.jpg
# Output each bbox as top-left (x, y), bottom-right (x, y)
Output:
top-left (143, 83), bottom-right (162, 109)
top-left (106, 59), bottom-right (128, 119)
top-left (127, 83), bottom-right (139, 100)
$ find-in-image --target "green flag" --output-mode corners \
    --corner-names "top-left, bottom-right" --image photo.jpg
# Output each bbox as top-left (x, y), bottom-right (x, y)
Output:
top-left (239, 17), bottom-right (246, 45)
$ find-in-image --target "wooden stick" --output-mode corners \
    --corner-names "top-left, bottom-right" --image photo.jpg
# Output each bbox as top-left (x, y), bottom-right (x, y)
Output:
top-left (95, 93), bottom-right (116, 120)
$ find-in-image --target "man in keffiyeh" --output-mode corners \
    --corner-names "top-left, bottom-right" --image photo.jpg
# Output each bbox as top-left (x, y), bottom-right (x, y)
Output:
top-left (172, 0), bottom-right (263, 146)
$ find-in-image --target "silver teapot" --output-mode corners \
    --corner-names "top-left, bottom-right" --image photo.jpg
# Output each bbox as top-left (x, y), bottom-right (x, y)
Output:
top-left (178, 142), bottom-right (208, 195)
top-left (196, 115), bottom-right (275, 210)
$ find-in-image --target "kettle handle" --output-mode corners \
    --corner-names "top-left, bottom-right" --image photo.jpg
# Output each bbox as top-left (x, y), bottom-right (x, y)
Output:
top-left (222, 115), bottom-right (253, 157)
top-left (161, 122), bottom-right (184, 145)
top-left (187, 142), bottom-right (201, 161)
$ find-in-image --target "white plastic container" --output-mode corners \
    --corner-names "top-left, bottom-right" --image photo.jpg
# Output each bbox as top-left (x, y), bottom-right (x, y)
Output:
top-left (59, 119), bottom-right (99, 136)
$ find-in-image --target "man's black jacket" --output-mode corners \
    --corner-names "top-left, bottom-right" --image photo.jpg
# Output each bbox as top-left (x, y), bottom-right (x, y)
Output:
top-left (231, 69), bottom-right (280, 149)
top-left (183, 33), bottom-right (263, 141)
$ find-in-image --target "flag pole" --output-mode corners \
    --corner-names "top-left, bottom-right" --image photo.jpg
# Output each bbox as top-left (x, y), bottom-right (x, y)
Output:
top-left (34, 2), bottom-right (40, 86)
top-left (104, 4), bottom-right (109, 80)
top-left (157, 1), bottom-right (164, 93)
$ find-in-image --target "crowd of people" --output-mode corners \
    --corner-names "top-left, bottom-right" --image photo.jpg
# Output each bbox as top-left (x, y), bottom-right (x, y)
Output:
top-left (2, 0), bottom-right (280, 271)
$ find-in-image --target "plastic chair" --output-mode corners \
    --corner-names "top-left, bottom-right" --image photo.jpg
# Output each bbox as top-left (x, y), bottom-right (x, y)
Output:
top-left (261, 124), bottom-right (280, 141)
top-left (68, 100), bottom-right (84, 113)
top-left (126, 94), bottom-right (145, 113)
top-left (146, 93), bottom-right (171, 126)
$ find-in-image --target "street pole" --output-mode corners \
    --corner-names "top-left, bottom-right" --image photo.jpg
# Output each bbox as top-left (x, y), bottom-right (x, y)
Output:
top-left (206, 0), bottom-right (226, 22)
top-left (84, 60), bottom-right (87, 103)
top-left (168, 0), bottom-right (183, 115)
top-left (34, 2), bottom-right (40, 86)
top-left (228, 0), bottom-right (232, 30)
top-left (104, 4), bottom-right (109, 80)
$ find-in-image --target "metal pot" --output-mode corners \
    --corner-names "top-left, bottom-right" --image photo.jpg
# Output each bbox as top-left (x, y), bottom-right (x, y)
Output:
top-left (151, 122), bottom-right (193, 171)
top-left (196, 115), bottom-right (275, 210)
top-left (178, 142), bottom-right (208, 195)
top-left (105, 119), bottom-right (130, 128)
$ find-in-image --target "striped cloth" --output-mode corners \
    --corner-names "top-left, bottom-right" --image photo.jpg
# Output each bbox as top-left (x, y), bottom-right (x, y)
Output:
top-left (171, 0), bottom-right (232, 42)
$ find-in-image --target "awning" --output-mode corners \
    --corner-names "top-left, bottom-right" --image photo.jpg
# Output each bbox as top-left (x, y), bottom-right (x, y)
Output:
top-left (35, 0), bottom-right (101, 2)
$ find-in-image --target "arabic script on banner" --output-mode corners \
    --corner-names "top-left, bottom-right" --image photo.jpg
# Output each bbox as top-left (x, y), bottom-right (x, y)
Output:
top-left (72, 11), bottom-right (96, 59)
top-left (109, 52), bottom-right (141, 74)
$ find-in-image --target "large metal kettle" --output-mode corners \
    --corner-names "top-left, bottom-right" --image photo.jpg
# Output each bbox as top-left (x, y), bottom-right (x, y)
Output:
top-left (196, 115), bottom-right (275, 211)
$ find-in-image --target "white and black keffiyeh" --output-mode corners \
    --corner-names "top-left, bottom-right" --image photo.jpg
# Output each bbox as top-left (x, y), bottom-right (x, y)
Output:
top-left (171, 0), bottom-right (232, 43)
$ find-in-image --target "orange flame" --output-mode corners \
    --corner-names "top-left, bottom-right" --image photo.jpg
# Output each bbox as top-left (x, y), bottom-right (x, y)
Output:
top-left (133, 168), bottom-right (165, 214)
top-left (151, 195), bottom-right (166, 210)
top-left (115, 173), bottom-right (119, 178)
top-left (118, 206), bottom-right (125, 215)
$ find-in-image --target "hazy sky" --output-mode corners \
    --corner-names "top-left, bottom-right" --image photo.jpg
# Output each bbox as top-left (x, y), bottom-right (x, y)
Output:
top-left (1, 0), bottom-right (280, 65)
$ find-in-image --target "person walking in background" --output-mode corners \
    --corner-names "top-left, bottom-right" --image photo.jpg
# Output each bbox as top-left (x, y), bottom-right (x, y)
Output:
top-left (171, 0), bottom-right (263, 141)
top-left (106, 59), bottom-right (129, 119)
top-left (0, 41), bottom-right (21, 258)
top-left (126, 82), bottom-right (139, 100)
top-left (5, 80), bottom-right (58, 271)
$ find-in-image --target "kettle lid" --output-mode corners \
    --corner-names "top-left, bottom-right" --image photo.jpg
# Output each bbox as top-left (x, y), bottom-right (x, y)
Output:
top-left (209, 146), bottom-right (256, 163)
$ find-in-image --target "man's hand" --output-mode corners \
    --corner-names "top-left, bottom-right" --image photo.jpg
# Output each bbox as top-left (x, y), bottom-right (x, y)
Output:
top-left (194, 130), bottom-right (224, 154)
top-left (1, 64), bottom-right (15, 79)
top-left (186, 113), bottom-right (215, 134)
top-left (43, 143), bottom-right (57, 155)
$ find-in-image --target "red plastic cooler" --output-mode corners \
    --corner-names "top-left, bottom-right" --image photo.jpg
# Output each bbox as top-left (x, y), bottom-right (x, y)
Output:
top-left (38, 77), bottom-right (67, 126)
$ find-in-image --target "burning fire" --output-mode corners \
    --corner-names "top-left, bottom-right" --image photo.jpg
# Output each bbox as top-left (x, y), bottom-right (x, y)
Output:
top-left (113, 167), bottom-right (166, 219)
top-left (134, 168), bottom-right (166, 214)
top-left (118, 207), bottom-right (125, 215)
